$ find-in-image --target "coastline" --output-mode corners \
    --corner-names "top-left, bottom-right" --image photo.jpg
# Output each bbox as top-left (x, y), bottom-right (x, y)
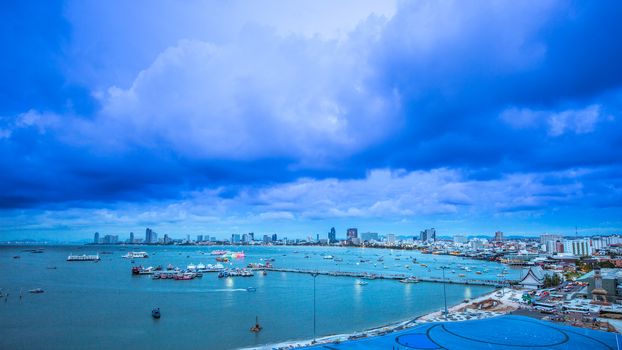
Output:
top-left (241, 287), bottom-right (522, 350)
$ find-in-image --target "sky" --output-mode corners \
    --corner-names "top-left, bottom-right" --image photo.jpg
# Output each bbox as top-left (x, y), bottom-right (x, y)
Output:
top-left (1, 0), bottom-right (622, 241)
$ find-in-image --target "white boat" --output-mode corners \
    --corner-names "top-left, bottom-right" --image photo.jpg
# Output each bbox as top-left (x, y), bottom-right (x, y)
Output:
top-left (399, 277), bottom-right (419, 284)
top-left (323, 255), bottom-right (334, 259)
top-left (356, 281), bottom-right (368, 286)
top-left (187, 263), bottom-right (197, 271)
top-left (67, 254), bottom-right (100, 262)
top-left (196, 263), bottom-right (206, 270)
top-left (123, 252), bottom-right (149, 259)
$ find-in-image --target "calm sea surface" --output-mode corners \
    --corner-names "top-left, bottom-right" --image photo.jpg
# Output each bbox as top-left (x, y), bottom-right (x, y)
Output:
top-left (0, 245), bottom-right (519, 349)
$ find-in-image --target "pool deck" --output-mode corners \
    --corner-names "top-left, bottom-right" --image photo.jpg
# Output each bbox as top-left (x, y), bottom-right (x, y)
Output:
top-left (302, 315), bottom-right (621, 350)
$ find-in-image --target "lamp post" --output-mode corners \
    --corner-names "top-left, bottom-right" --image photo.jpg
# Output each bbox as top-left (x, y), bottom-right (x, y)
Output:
top-left (311, 271), bottom-right (319, 343)
top-left (440, 265), bottom-right (449, 318)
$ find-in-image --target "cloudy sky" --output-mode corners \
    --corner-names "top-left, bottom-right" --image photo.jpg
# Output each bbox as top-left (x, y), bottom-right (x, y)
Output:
top-left (2, 0), bottom-right (622, 240)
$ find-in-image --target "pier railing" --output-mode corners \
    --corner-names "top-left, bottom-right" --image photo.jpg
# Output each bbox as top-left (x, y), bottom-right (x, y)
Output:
top-left (262, 268), bottom-right (514, 287)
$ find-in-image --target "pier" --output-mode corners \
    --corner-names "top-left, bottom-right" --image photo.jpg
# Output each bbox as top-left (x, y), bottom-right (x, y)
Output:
top-left (262, 268), bottom-right (515, 287)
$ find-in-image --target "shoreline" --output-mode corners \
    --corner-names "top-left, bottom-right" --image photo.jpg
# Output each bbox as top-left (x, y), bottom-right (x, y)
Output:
top-left (241, 286), bottom-right (522, 350)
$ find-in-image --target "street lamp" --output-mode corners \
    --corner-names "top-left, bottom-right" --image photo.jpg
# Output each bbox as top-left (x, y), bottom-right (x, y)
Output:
top-left (440, 266), bottom-right (449, 319)
top-left (311, 271), bottom-right (319, 343)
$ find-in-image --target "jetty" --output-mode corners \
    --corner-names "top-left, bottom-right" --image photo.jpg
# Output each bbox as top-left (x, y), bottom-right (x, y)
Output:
top-left (262, 268), bottom-right (514, 287)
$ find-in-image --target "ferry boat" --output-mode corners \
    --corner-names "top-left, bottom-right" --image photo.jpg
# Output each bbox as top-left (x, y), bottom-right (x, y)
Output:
top-left (399, 277), bottom-right (419, 284)
top-left (67, 254), bottom-right (100, 262)
top-left (122, 252), bottom-right (148, 259)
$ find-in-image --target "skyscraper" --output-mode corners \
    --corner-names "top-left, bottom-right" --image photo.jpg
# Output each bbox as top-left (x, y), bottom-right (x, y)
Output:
top-left (494, 231), bottom-right (504, 242)
top-left (347, 228), bottom-right (358, 240)
top-left (94, 232), bottom-right (100, 244)
top-left (419, 228), bottom-right (436, 243)
top-left (129, 231), bottom-right (134, 243)
top-left (328, 227), bottom-right (336, 243)
top-left (145, 228), bottom-right (158, 244)
top-left (272, 233), bottom-right (278, 242)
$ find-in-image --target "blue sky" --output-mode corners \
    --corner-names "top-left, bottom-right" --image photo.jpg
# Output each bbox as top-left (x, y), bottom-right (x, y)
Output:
top-left (1, 0), bottom-right (622, 240)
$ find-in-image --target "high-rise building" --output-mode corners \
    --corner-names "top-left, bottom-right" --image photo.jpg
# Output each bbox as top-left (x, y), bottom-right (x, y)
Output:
top-left (386, 234), bottom-right (396, 244)
top-left (231, 234), bottom-right (241, 243)
top-left (540, 234), bottom-right (563, 245)
top-left (102, 235), bottom-right (118, 244)
top-left (94, 232), bottom-right (100, 244)
top-left (494, 231), bottom-right (504, 242)
top-left (361, 232), bottom-right (379, 242)
top-left (163, 234), bottom-right (172, 244)
top-left (249, 232), bottom-right (255, 241)
top-left (145, 228), bottom-right (155, 244)
top-left (197, 235), bottom-right (203, 242)
top-left (347, 228), bottom-right (358, 240)
top-left (272, 233), bottom-right (278, 242)
top-left (563, 238), bottom-right (593, 256)
top-left (129, 232), bottom-right (134, 243)
top-left (419, 228), bottom-right (436, 243)
top-left (328, 227), bottom-right (337, 243)
top-left (453, 235), bottom-right (467, 244)
top-left (263, 235), bottom-right (271, 243)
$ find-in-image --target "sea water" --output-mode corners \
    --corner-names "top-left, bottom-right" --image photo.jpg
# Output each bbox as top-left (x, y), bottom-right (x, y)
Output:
top-left (0, 245), bottom-right (517, 349)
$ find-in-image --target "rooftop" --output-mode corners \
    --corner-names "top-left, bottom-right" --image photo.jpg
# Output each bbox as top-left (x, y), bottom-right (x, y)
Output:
top-left (303, 315), bottom-right (619, 350)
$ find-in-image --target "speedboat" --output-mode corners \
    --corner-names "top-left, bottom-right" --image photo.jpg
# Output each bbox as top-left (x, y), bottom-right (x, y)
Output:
top-left (356, 281), bottom-right (368, 286)
top-left (323, 255), bottom-right (334, 259)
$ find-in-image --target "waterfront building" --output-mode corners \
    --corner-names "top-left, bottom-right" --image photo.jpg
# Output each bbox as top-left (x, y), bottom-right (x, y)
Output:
top-left (328, 227), bottom-right (337, 243)
top-left (197, 235), bottom-right (203, 242)
top-left (263, 234), bottom-right (271, 243)
top-left (163, 234), bottom-right (172, 244)
top-left (347, 228), bottom-right (358, 241)
top-left (360, 232), bottom-right (379, 242)
top-left (102, 235), bottom-right (118, 244)
top-left (129, 231), bottom-right (134, 243)
top-left (386, 234), bottom-right (396, 244)
top-left (272, 233), bottom-right (278, 242)
top-left (145, 228), bottom-right (158, 244)
top-left (419, 228), bottom-right (436, 243)
top-left (350, 237), bottom-right (361, 245)
top-left (231, 234), bottom-right (241, 244)
top-left (93, 232), bottom-right (100, 244)
top-left (453, 235), bottom-right (467, 244)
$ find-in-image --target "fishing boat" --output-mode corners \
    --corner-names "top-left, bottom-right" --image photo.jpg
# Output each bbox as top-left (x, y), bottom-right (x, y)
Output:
top-left (29, 288), bottom-right (44, 294)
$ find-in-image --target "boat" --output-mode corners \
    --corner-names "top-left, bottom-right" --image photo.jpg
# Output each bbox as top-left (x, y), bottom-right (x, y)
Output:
top-left (211, 250), bottom-right (228, 255)
top-left (323, 255), bottom-right (334, 259)
top-left (334, 258), bottom-right (343, 262)
top-left (458, 274), bottom-right (466, 277)
top-left (187, 263), bottom-right (197, 271)
top-left (29, 288), bottom-right (44, 294)
top-left (122, 252), bottom-right (148, 259)
top-left (132, 266), bottom-right (155, 275)
top-left (356, 281), bottom-right (368, 286)
top-left (476, 271), bottom-right (482, 275)
top-left (399, 277), bottom-right (419, 284)
top-left (67, 254), bottom-right (100, 262)
top-left (246, 287), bottom-right (257, 292)
top-left (152, 308), bottom-right (161, 319)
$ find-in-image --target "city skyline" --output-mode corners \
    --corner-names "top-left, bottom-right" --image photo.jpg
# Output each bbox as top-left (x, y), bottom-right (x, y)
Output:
top-left (2, 1), bottom-right (622, 240)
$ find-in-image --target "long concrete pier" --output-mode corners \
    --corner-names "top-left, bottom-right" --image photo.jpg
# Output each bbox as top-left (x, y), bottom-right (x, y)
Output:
top-left (263, 267), bottom-right (515, 287)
